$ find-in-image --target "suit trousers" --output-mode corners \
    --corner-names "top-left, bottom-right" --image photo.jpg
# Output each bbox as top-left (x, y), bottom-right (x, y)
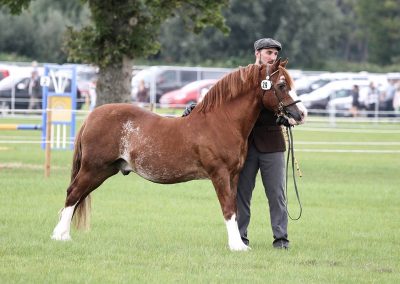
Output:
top-left (237, 142), bottom-right (288, 245)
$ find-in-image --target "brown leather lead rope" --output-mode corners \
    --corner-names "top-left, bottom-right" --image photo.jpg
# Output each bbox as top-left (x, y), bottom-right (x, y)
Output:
top-left (284, 126), bottom-right (303, 220)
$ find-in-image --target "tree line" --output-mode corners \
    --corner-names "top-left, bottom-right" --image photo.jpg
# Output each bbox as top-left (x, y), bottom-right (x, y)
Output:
top-left (1, 0), bottom-right (399, 71)
top-left (0, 0), bottom-right (228, 105)
top-left (156, 0), bottom-right (400, 70)
top-left (0, 0), bottom-right (90, 63)
top-left (0, 0), bottom-right (399, 106)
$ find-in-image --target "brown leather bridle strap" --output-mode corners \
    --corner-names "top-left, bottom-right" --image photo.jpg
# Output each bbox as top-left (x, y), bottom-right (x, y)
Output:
top-left (258, 65), bottom-right (300, 115)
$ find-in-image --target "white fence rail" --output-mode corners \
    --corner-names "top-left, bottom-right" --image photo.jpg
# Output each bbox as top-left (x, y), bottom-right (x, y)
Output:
top-left (0, 106), bottom-right (399, 145)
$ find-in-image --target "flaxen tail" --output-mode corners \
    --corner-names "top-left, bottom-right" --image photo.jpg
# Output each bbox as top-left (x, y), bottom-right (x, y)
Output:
top-left (70, 122), bottom-right (91, 231)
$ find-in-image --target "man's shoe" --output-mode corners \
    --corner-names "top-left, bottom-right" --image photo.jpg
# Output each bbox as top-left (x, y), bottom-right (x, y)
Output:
top-left (273, 238), bottom-right (289, 249)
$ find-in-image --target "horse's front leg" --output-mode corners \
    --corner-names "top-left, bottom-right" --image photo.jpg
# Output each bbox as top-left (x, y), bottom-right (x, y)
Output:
top-left (210, 170), bottom-right (249, 251)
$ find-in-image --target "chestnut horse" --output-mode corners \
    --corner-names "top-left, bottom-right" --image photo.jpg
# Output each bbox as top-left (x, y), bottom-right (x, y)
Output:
top-left (51, 59), bottom-right (304, 251)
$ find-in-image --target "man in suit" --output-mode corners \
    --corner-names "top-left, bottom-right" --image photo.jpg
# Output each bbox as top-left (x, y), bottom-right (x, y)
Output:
top-left (236, 38), bottom-right (290, 249)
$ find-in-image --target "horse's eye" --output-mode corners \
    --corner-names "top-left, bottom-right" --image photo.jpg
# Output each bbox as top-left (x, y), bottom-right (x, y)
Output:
top-left (277, 80), bottom-right (286, 89)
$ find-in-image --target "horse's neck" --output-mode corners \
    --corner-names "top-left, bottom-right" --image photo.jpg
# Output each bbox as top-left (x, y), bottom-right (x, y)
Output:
top-left (231, 93), bottom-right (263, 137)
top-left (202, 91), bottom-right (262, 139)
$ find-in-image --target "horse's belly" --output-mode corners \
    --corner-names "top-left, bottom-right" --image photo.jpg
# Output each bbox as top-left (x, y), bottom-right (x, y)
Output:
top-left (120, 123), bottom-right (208, 183)
top-left (133, 158), bottom-right (208, 184)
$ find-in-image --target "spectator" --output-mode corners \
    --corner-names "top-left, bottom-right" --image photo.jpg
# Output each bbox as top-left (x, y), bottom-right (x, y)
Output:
top-left (137, 79), bottom-right (149, 103)
top-left (367, 82), bottom-right (379, 117)
top-left (28, 69), bottom-right (41, 110)
top-left (350, 85), bottom-right (360, 117)
top-left (381, 79), bottom-right (395, 116)
top-left (88, 80), bottom-right (97, 111)
top-left (393, 80), bottom-right (400, 112)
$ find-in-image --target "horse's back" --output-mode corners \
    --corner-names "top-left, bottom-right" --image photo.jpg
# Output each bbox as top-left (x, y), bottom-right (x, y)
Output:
top-left (90, 103), bottom-right (158, 121)
top-left (84, 104), bottom-right (164, 137)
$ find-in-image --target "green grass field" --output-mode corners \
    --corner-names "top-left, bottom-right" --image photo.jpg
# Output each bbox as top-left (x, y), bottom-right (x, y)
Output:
top-left (0, 115), bottom-right (399, 283)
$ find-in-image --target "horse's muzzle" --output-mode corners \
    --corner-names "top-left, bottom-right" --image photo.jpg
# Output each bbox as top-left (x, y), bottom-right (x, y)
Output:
top-left (276, 115), bottom-right (291, 127)
top-left (277, 101), bottom-right (306, 126)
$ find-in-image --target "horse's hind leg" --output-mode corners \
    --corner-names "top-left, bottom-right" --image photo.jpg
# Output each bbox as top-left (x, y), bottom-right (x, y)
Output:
top-left (51, 202), bottom-right (76, 241)
top-left (51, 166), bottom-right (118, 241)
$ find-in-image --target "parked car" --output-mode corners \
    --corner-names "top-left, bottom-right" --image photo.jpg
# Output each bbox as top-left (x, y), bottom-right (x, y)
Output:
top-left (301, 79), bottom-right (371, 110)
top-left (0, 70), bottom-right (84, 112)
top-left (64, 64), bottom-right (98, 98)
top-left (159, 79), bottom-right (217, 107)
top-left (295, 72), bottom-right (370, 95)
top-left (294, 74), bottom-right (329, 95)
top-left (0, 68), bottom-right (10, 81)
top-left (328, 76), bottom-right (391, 116)
top-left (131, 66), bottom-right (231, 103)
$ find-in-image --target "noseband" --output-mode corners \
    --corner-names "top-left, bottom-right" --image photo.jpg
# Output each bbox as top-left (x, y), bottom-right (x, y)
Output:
top-left (259, 65), bottom-right (301, 119)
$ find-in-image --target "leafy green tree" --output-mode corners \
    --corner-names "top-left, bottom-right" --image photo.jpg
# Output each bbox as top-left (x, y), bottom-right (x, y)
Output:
top-left (273, 0), bottom-right (344, 69)
top-left (66, 0), bottom-right (228, 105)
top-left (155, 0), bottom-right (348, 69)
top-left (0, 0), bottom-right (229, 105)
top-left (2, 0), bottom-right (399, 75)
top-left (35, 9), bottom-right (73, 63)
top-left (157, 0), bottom-right (285, 66)
top-left (332, 0), bottom-right (368, 62)
top-left (0, 10), bottom-right (36, 58)
top-left (0, 0), bottom-right (31, 14)
top-left (356, 0), bottom-right (400, 65)
top-left (0, 0), bottom-right (89, 63)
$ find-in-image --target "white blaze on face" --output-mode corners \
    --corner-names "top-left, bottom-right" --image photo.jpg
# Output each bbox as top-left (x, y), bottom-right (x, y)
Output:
top-left (288, 90), bottom-right (307, 125)
top-left (225, 214), bottom-right (250, 251)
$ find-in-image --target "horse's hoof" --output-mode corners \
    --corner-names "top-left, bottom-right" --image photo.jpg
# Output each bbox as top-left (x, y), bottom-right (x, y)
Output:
top-left (229, 242), bottom-right (251, 251)
top-left (51, 232), bottom-right (72, 241)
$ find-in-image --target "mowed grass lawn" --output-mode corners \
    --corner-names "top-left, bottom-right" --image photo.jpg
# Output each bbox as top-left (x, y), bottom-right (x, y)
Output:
top-left (0, 120), bottom-right (399, 283)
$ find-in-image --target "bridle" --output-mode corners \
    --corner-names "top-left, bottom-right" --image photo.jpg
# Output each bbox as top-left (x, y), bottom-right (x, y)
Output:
top-left (258, 64), bottom-right (303, 220)
top-left (259, 64), bottom-right (301, 118)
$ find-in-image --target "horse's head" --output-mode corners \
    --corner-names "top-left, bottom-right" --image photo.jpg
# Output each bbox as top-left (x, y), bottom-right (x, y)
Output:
top-left (258, 59), bottom-right (305, 125)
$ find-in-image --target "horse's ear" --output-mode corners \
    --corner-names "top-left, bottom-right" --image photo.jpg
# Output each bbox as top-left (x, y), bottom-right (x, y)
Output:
top-left (280, 58), bottom-right (289, 67)
top-left (272, 58), bottom-right (281, 70)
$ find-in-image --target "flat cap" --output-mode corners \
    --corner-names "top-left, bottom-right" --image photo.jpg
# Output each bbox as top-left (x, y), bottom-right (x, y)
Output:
top-left (254, 38), bottom-right (282, 51)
